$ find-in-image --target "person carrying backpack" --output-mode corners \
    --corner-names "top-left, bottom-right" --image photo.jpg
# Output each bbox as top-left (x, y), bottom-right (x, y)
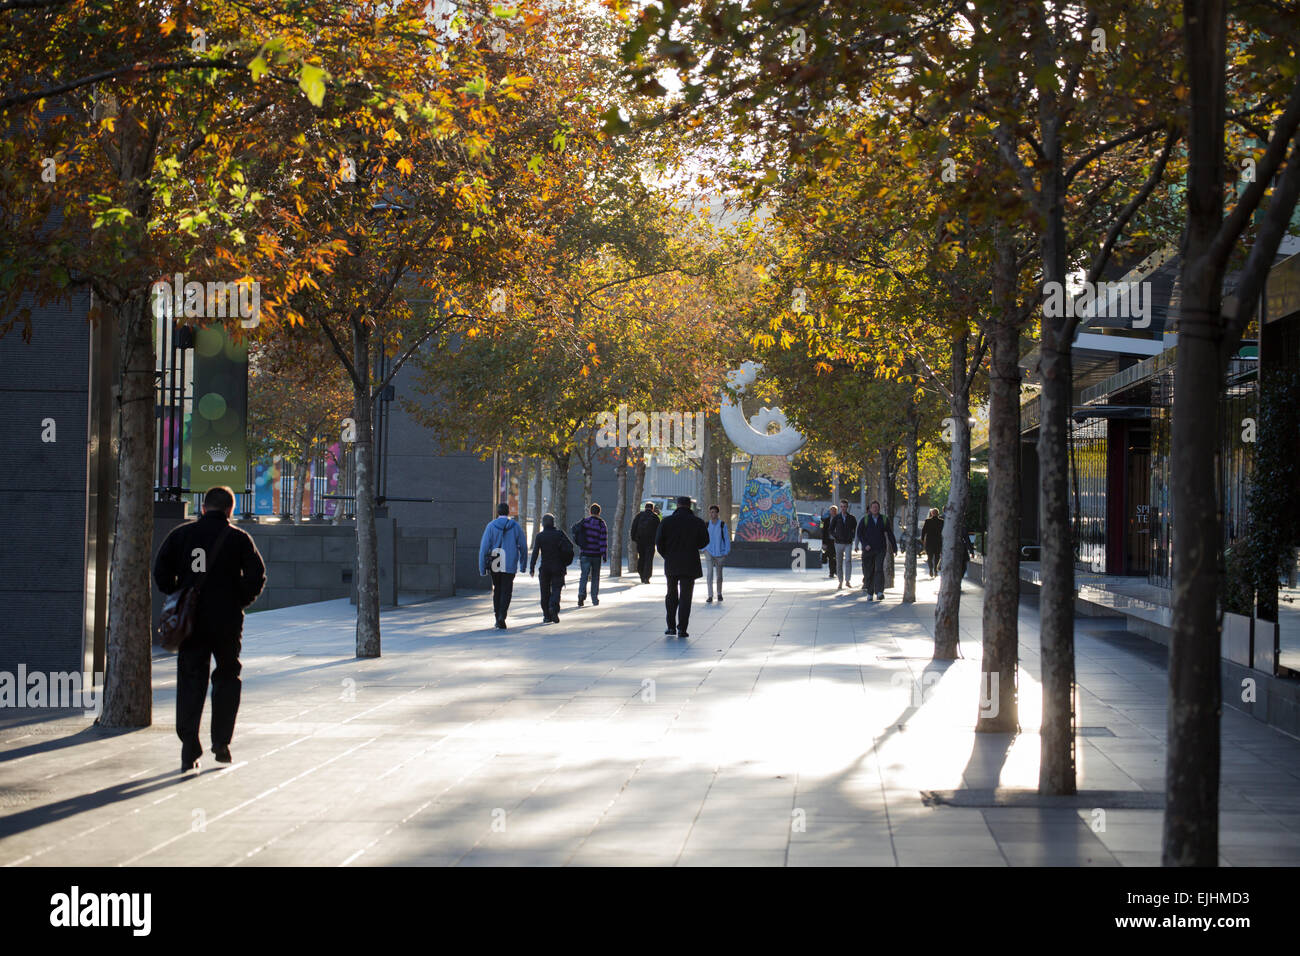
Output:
top-left (629, 502), bottom-right (660, 583)
top-left (479, 502), bottom-right (528, 629)
top-left (703, 504), bottom-right (730, 603)
top-left (529, 513), bottom-right (574, 623)
top-left (574, 502), bottom-right (607, 607)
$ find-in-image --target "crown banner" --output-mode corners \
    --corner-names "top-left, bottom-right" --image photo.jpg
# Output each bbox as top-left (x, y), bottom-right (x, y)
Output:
top-left (189, 324), bottom-right (249, 494)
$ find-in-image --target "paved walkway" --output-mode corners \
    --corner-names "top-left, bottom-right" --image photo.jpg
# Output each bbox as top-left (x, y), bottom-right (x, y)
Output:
top-left (2, 566), bottom-right (1299, 866)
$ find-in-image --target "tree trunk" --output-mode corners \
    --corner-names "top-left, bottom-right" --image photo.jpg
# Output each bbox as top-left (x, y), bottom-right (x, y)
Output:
top-left (332, 446), bottom-right (348, 525)
top-left (903, 407), bottom-right (919, 604)
top-left (297, 458), bottom-right (312, 520)
top-left (99, 292), bottom-right (155, 728)
top-left (532, 456), bottom-right (542, 541)
top-left (581, 430), bottom-right (594, 507)
top-left (552, 451), bottom-right (570, 533)
top-left (702, 416), bottom-right (717, 512)
top-left (353, 322), bottom-right (380, 658)
top-left (1037, 145), bottom-right (1077, 795)
top-left (718, 442), bottom-right (732, 523)
top-left (631, 453), bottom-right (646, 572)
top-left (935, 402), bottom-right (970, 659)
top-left (980, 243), bottom-right (1023, 733)
top-left (519, 456), bottom-right (530, 535)
top-left (611, 457), bottom-right (627, 578)
top-left (1164, 0), bottom-right (1228, 865)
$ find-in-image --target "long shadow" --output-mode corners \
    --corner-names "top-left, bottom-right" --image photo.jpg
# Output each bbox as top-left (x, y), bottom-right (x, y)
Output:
top-left (0, 724), bottom-right (131, 763)
top-left (0, 769), bottom-right (190, 840)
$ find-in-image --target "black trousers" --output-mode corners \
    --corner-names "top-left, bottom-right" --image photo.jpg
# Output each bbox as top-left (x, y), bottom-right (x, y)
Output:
top-left (862, 548), bottom-right (886, 592)
top-left (926, 550), bottom-right (941, 576)
top-left (825, 541), bottom-right (837, 576)
top-left (665, 575), bottom-right (696, 632)
top-left (177, 629), bottom-right (242, 754)
top-left (537, 568), bottom-right (563, 620)
top-left (635, 542), bottom-right (655, 582)
top-left (491, 571), bottom-right (515, 622)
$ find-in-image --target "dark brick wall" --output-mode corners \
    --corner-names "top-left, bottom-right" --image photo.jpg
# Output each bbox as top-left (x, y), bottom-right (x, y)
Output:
top-left (0, 295), bottom-right (91, 675)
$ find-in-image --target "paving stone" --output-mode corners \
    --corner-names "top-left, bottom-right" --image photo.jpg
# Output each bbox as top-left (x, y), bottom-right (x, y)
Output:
top-left (2, 570), bottom-right (1297, 866)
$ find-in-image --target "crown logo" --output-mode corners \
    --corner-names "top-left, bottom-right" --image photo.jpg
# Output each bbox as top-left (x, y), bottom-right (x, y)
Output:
top-left (209, 443), bottom-right (230, 463)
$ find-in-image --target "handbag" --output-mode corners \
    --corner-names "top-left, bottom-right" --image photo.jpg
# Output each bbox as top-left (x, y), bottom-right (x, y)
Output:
top-left (159, 526), bottom-right (232, 652)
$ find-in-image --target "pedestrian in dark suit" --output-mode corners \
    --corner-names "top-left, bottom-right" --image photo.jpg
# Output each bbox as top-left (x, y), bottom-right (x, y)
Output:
top-left (629, 502), bottom-right (660, 583)
top-left (921, 508), bottom-right (944, 577)
top-left (821, 506), bottom-right (838, 579)
top-left (153, 485), bottom-right (267, 772)
top-left (529, 513), bottom-right (574, 623)
top-left (655, 495), bottom-right (709, 637)
top-left (856, 500), bottom-right (897, 601)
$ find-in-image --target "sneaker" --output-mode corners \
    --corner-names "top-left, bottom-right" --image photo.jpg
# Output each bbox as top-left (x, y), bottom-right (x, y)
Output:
top-left (665, 627), bottom-right (677, 636)
top-left (678, 631), bottom-right (689, 638)
top-left (213, 745), bottom-right (232, 764)
top-left (717, 595), bottom-right (723, 602)
top-left (706, 597), bottom-right (713, 604)
top-left (592, 598), bottom-right (599, 606)
top-left (578, 600), bottom-right (585, 607)
top-left (866, 594), bottom-right (873, 602)
top-left (877, 593), bottom-right (885, 601)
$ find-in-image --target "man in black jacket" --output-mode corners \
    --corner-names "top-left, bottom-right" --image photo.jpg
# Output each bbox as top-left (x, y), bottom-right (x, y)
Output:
top-left (529, 513), bottom-right (574, 623)
top-left (921, 508), bottom-right (944, 577)
top-left (821, 505), bottom-right (838, 579)
top-left (629, 502), bottom-right (660, 583)
top-left (655, 496), bottom-right (709, 637)
top-left (857, 500), bottom-right (897, 601)
top-left (153, 486), bottom-right (266, 771)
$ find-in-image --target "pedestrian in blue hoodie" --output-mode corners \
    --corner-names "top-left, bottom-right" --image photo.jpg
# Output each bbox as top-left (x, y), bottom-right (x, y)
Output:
top-left (479, 502), bottom-right (528, 629)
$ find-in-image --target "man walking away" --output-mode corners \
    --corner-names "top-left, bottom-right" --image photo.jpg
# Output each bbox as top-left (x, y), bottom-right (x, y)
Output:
top-left (629, 501), bottom-right (660, 583)
top-left (529, 513), bottom-right (573, 623)
top-left (857, 500), bottom-right (897, 601)
top-left (703, 504), bottom-right (730, 603)
top-left (576, 503), bottom-right (608, 606)
top-left (828, 498), bottom-right (858, 590)
top-left (821, 505), bottom-right (838, 579)
top-left (153, 485), bottom-right (267, 772)
top-left (656, 495), bottom-right (709, 637)
top-left (479, 502), bottom-right (528, 629)
top-left (921, 508), bottom-right (944, 577)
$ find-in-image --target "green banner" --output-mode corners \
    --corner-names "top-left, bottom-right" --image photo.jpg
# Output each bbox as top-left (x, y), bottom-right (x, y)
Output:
top-left (189, 325), bottom-right (248, 493)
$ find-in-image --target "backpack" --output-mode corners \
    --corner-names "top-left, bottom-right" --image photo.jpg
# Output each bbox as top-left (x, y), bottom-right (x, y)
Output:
top-left (158, 526), bottom-right (232, 652)
top-left (570, 520), bottom-right (587, 550)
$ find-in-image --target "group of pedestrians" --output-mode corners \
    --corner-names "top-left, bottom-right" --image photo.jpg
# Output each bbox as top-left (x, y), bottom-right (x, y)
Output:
top-left (820, 502), bottom-right (969, 590)
top-left (476, 496), bottom-right (731, 638)
top-left (822, 498), bottom-right (898, 600)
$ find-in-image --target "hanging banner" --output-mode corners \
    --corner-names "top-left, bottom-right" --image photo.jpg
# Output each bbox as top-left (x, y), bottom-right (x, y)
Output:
top-left (189, 325), bottom-right (248, 493)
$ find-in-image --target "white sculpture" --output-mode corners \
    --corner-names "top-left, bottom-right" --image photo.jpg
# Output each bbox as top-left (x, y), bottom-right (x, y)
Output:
top-left (719, 361), bottom-right (806, 456)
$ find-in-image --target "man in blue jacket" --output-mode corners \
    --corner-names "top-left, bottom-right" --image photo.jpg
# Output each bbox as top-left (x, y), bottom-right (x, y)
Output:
top-left (703, 504), bottom-right (730, 603)
top-left (479, 502), bottom-right (528, 629)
